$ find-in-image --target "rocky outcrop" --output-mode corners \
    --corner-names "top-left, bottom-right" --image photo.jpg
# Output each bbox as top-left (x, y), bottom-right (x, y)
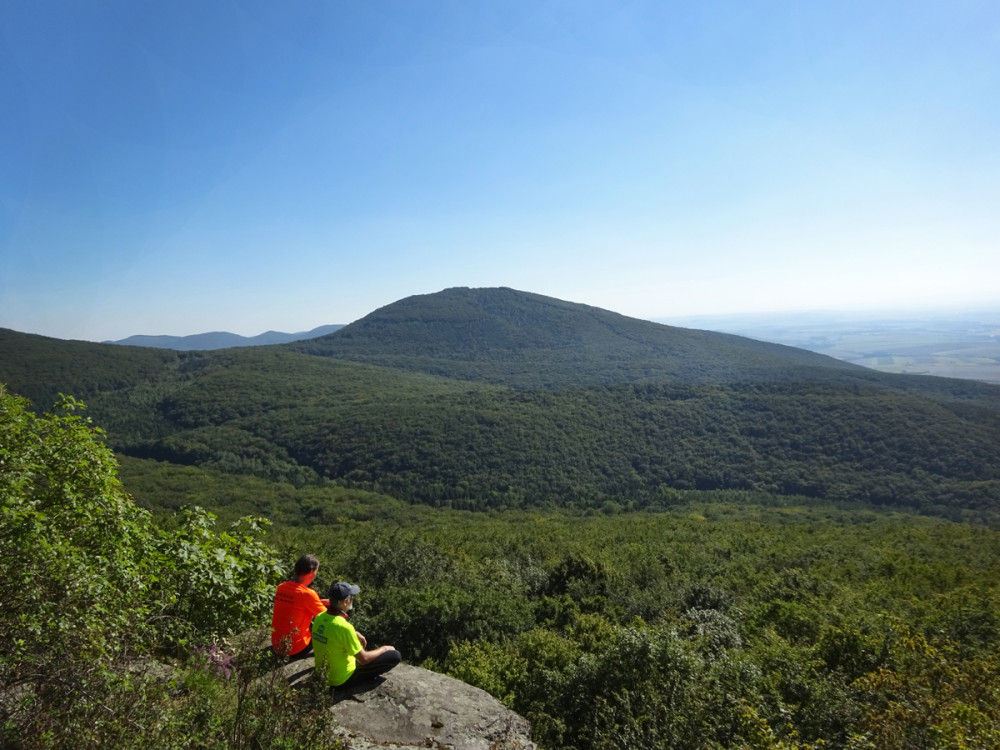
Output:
top-left (279, 660), bottom-right (536, 750)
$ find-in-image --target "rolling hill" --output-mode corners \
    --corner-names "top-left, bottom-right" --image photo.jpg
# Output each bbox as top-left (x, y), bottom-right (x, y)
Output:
top-left (2, 287), bottom-right (999, 518)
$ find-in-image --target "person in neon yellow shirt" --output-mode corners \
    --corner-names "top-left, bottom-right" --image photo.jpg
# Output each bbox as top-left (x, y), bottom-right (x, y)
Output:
top-left (311, 581), bottom-right (401, 689)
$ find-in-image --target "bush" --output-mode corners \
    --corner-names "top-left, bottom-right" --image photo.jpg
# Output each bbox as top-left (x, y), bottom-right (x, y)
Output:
top-left (0, 390), bottom-right (158, 670)
top-left (0, 388), bottom-right (337, 749)
top-left (151, 507), bottom-right (284, 650)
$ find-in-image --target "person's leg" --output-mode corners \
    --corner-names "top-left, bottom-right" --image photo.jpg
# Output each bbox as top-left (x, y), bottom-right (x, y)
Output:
top-left (338, 649), bottom-right (402, 688)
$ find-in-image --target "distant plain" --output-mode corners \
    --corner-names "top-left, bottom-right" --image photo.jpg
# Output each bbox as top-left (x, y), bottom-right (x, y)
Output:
top-left (665, 310), bottom-right (1000, 385)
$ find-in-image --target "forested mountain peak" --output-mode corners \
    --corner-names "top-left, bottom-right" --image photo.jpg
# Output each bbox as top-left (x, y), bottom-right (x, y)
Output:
top-left (287, 287), bottom-right (862, 388)
top-left (4, 286), bottom-right (1000, 518)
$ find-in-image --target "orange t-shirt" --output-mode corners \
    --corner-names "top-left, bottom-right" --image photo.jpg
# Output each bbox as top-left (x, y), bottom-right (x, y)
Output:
top-left (270, 580), bottom-right (328, 655)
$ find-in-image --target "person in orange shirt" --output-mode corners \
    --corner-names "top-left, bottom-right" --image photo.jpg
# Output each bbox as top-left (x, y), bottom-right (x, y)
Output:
top-left (270, 554), bottom-right (330, 660)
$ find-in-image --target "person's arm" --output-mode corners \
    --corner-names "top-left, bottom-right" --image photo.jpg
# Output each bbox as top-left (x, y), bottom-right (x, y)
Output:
top-left (355, 644), bottom-right (396, 665)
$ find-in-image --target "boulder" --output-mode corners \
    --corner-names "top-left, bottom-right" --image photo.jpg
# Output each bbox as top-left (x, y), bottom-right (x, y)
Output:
top-left (279, 660), bottom-right (536, 750)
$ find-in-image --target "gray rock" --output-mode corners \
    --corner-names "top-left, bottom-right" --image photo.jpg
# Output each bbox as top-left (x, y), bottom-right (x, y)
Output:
top-left (278, 660), bottom-right (536, 750)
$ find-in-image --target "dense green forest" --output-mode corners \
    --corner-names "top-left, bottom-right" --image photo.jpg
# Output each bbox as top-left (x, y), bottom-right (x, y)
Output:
top-left (4, 387), bottom-right (1000, 749)
top-left (2, 289), bottom-right (999, 520)
top-left (294, 501), bottom-right (1000, 749)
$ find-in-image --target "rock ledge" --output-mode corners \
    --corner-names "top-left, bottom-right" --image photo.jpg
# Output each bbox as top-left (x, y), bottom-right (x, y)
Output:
top-left (281, 661), bottom-right (536, 750)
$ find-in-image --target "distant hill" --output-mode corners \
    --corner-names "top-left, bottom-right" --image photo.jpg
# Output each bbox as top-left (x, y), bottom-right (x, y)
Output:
top-left (287, 287), bottom-right (866, 388)
top-left (2, 287), bottom-right (999, 518)
top-left (108, 324), bottom-right (343, 350)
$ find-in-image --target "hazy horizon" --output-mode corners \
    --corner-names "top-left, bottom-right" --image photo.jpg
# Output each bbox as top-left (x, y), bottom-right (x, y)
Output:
top-left (4, 3), bottom-right (998, 341)
top-left (17, 293), bottom-right (998, 345)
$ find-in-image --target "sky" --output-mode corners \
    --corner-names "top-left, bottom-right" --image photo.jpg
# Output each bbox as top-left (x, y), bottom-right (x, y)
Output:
top-left (2, 1), bottom-right (999, 341)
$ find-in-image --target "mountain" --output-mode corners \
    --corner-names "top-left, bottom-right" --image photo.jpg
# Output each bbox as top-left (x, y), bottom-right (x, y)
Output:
top-left (287, 287), bottom-right (866, 388)
top-left (108, 324), bottom-right (343, 350)
top-left (2, 287), bottom-right (999, 518)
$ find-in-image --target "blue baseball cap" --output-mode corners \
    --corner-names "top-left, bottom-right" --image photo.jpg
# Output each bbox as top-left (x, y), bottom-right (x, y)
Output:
top-left (328, 581), bottom-right (361, 601)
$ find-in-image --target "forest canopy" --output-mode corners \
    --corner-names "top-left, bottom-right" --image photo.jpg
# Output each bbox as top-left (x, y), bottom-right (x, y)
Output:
top-left (4, 385), bottom-right (1000, 748)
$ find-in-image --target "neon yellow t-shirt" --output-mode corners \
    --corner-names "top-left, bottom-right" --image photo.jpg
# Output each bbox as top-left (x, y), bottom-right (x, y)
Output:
top-left (311, 610), bottom-right (363, 687)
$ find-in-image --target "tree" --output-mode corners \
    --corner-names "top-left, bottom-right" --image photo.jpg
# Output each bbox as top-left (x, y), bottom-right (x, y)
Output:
top-left (0, 388), bottom-right (305, 749)
top-left (0, 389), bottom-right (158, 670)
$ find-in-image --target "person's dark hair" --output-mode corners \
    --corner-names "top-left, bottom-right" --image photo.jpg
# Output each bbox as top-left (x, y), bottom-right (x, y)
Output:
top-left (292, 554), bottom-right (319, 580)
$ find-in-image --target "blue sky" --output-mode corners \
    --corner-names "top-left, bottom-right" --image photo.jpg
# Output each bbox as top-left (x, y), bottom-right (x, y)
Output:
top-left (2, 1), bottom-right (998, 341)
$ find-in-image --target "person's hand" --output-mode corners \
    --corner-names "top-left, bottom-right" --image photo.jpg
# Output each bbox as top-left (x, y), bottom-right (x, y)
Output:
top-left (358, 633), bottom-right (368, 648)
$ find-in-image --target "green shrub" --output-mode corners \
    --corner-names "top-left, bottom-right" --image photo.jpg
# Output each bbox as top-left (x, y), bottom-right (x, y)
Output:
top-left (0, 390), bottom-right (158, 668)
top-left (0, 388), bottom-right (338, 749)
top-left (150, 507), bottom-right (284, 650)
